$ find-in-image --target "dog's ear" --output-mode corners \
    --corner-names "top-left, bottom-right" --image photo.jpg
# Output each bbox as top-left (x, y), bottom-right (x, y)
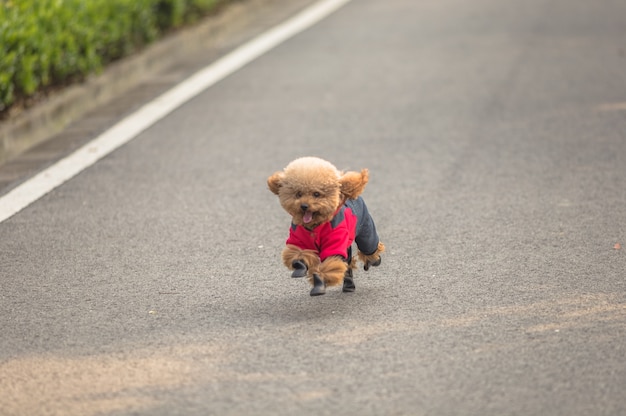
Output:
top-left (267, 171), bottom-right (284, 195)
top-left (340, 168), bottom-right (369, 200)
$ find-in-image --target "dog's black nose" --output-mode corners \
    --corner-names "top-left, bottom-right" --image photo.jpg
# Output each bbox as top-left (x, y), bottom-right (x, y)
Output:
top-left (300, 203), bottom-right (309, 212)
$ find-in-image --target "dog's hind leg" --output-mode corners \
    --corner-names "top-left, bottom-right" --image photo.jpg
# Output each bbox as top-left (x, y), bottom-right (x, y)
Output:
top-left (358, 242), bottom-right (385, 271)
top-left (347, 197), bottom-right (385, 271)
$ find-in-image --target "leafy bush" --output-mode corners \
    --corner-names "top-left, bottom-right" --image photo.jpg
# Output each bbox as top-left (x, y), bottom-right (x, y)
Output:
top-left (0, 0), bottom-right (224, 113)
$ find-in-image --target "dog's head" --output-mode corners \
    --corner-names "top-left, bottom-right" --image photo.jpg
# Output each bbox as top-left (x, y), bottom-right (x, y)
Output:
top-left (268, 157), bottom-right (369, 229)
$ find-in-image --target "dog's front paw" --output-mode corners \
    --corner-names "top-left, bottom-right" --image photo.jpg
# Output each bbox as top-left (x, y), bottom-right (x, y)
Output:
top-left (310, 274), bottom-right (326, 296)
top-left (291, 260), bottom-right (308, 278)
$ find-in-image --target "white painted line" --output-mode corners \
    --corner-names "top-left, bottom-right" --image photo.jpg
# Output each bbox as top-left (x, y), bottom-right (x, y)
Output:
top-left (0, 0), bottom-right (352, 223)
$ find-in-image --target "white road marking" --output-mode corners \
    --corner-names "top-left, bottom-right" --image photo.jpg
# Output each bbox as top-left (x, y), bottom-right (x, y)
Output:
top-left (0, 0), bottom-right (352, 223)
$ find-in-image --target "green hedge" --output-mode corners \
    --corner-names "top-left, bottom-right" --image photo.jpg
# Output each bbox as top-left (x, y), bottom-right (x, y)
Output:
top-left (0, 0), bottom-right (222, 113)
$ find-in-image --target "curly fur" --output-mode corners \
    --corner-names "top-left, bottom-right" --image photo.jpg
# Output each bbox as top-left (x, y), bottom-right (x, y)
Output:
top-left (268, 157), bottom-right (369, 229)
top-left (358, 242), bottom-right (386, 265)
top-left (268, 157), bottom-right (384, 292)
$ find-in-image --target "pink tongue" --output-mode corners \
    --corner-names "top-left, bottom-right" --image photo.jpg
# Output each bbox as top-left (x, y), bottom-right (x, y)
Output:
top-left (303, 211), bottom-right (313, 224)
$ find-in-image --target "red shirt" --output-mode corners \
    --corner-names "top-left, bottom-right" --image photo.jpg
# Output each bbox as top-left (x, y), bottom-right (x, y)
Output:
top-left (286, 206), bottom-right (356, 261)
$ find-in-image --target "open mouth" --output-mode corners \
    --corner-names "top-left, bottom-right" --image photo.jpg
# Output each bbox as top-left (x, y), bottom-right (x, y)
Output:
top-left (302, 210), bottom-right (314, 224)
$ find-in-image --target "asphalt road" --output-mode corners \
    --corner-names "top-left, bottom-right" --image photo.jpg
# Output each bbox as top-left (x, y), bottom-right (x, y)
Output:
top-left (1, 0), bottom-right (626, 415)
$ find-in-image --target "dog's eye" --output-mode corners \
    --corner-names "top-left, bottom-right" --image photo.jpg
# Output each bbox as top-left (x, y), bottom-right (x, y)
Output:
top-left (313, 192), bottom-right (321, 198)
top-left (296, 191), bottom-right (303, 198)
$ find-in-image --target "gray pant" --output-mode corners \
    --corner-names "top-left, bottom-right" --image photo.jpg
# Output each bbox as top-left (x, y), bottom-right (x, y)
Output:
top-left (345, 196), bottom-right (380, 257)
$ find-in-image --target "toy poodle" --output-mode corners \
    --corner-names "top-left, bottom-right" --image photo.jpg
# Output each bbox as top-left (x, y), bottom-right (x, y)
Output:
top-left (267, 157), bottom-right (385, 296)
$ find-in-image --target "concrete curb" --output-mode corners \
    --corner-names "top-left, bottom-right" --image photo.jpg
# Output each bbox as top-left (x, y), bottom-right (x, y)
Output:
top-left (0, 0), bottom-right (315, 167)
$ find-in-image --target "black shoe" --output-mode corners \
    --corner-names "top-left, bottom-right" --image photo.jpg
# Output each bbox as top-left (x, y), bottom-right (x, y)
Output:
top-left (364, 257), bottom-right (381, 271)
top-left (342, 269), bottom-right (355, 292)
top-left (291, 260), bottom-right (307, 278)
top-left (310, 273), bottom-right (326, 296)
